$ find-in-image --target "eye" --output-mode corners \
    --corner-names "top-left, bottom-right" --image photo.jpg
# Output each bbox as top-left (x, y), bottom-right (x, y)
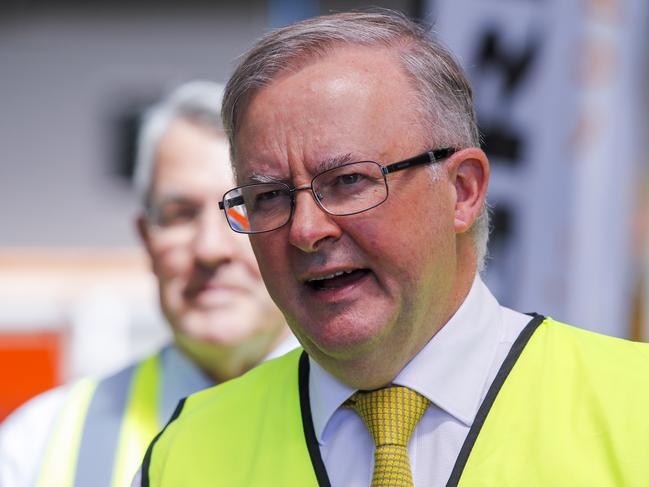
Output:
top-left (250, 186), bottom-right (290, 212)
top-left (256, 189), bottom-right (284, 201)
top-left (338, 173), bottom-right (363, 185)
top-left (154, 204), bottom-right (200, 227)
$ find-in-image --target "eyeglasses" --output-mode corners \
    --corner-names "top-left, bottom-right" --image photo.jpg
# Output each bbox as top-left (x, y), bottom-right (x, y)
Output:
top-left (218, 148), bottom-right (456, 234)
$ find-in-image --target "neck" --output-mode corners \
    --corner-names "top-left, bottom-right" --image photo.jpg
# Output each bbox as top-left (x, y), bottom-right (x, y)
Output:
top-left (175, 326), bottom-right (292, 383)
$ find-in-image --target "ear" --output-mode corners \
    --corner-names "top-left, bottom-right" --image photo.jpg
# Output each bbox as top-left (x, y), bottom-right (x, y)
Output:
top-left (446, 148), bottom-right (489, 234)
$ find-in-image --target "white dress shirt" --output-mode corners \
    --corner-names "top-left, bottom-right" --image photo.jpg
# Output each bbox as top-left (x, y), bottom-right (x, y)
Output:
top-left (310, 276), bottom-right (531, 486)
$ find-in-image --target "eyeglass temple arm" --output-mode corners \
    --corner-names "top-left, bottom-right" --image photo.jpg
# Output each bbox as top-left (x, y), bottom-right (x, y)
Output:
top-left (218, 195), bottom-right (245, 210)
top-left (381, 148), bottom-right (456, 175)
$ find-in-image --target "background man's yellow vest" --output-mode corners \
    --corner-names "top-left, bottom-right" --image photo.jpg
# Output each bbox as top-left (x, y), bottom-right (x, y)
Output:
top-left (38, 354), bottom-right (161, 487)
top-left (143, 316), bottom-right (649, 486)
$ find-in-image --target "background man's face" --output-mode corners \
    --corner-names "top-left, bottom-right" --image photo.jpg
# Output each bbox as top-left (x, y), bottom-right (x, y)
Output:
top-left (141, 118), bottom-right (285, 352)
top-left (234, 46), bottom-right (464, 387)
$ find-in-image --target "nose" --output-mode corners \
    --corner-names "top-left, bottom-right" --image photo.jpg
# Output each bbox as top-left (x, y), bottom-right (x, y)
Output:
top-left (288, 188), bottom-right (342, 253)
top-left (191, 204), bottom-right (237, 265)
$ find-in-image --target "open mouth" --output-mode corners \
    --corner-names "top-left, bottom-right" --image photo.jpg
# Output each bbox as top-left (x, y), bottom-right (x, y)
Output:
top-left (306, 269), bottom-right (371, 291)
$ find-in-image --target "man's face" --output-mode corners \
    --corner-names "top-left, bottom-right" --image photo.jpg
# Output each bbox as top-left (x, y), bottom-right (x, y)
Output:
top-left (140, 118), bottom-right (285, 356)
top-left (234, 46), bottom-right (471, 388)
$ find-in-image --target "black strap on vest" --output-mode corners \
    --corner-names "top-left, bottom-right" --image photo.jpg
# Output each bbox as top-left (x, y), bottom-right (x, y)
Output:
top-left (298, 352), bottom-right (332, 487)
top-left (140, 397), bottom-right (187, 487)
top-left (445, 313), bottom-right (545, 486)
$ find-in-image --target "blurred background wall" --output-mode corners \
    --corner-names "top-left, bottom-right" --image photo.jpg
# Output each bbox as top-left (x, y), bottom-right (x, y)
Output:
top-left (1, 0), bottom-right (647, 420)
top-left (431, 0), bottom-right (649, 338)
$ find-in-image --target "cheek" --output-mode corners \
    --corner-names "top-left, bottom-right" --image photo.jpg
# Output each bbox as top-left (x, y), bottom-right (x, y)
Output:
top-left (150, 245), bottom-right (192, 281)
top-left (250, 235), bottom-right (288, 297)
top-left (353, 206), bottom-right (454, 282)
top-left (250, 235), bottom-right (278, 272)
top-left (236, 238), bottom-right (265, 279)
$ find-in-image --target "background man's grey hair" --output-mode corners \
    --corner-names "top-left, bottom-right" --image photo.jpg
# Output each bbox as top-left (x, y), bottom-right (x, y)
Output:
top-left (222, 9), bottom-right (490, 270)
top-left (134, 80), bottom-right (225, 209)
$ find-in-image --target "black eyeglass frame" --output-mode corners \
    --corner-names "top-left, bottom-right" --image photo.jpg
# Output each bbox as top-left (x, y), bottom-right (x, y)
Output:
top-left (218, 147), bottom-right (457, 234)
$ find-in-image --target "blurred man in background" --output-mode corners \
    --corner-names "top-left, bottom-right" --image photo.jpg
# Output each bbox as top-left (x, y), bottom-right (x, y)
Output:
top-left (0, 81), bottom-right (296, 487)
top-left (139, 11), bottom-right (649, 487)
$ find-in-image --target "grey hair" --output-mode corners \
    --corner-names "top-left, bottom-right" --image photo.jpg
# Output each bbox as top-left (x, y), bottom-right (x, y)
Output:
top-left (134, 80), bottom-right (225, 208)
top-left (222, 9), bottom-right (489, 270)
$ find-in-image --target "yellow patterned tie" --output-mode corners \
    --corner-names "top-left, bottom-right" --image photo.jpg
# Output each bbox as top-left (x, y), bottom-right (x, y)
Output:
top-left (346, 386), bottom-right (429, 487)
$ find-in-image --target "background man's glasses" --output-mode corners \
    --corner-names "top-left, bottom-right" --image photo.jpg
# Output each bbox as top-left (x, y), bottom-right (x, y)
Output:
top-left (218, 148), bottom-right (456, 234)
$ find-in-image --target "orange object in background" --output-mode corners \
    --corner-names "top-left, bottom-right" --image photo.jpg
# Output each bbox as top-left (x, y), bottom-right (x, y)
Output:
top-left (0, 330), bottom-right (64, 422)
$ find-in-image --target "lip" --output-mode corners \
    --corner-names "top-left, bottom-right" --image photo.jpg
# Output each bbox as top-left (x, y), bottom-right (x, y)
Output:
top-left (300, 267), bottom-right (373, 303)
top-left (300, 266), bottom-right (363, 284)
top-left (184, 280), bottom-right (247, 301)
top-left (201, 281), bottom-right (242, 291)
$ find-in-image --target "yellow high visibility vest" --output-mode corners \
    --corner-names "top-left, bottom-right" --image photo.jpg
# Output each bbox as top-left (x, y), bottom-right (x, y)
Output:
top-left (37, 354), bottom-right (161, 487)
top-left (143, 316), bottom-right (649, 486)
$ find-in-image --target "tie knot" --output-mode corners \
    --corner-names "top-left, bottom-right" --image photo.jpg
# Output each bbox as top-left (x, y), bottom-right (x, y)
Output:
top-left (347, 386), bottom-right (429, 447)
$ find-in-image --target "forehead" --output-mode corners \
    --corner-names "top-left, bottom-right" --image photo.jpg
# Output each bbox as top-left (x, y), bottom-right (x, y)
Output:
top-left (233, 46), bottom-right (427, 181)
top-left (152, 118), bottom-right (233, 198)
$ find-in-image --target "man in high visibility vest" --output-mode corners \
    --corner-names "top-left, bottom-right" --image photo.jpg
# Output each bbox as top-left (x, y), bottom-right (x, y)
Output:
top-left (137, 11), bottom-right (649, 487)
top-left (0, 81), bottom-right (297, 487)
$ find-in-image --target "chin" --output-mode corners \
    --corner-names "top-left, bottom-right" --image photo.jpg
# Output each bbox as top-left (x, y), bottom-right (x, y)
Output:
top-left (192, 328), bottom-right (253, 350)
top-left (306, 339), bottom-right (398, 390)
top-left (178, 313), bottom-right (247, 345)
top-left (303, 322), bottom-right (385, 361)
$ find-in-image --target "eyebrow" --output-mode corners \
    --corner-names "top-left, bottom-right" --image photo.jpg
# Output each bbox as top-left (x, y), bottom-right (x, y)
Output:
top-left (248, 173), bottom-right (285, 184)
top-left (152, 194), bottom-right (198, 206)
top-left (146, 194), bottom-right (199, 219)
top-left (245, 153), bottom-right (362, 185)
top-left (314, 153), bottom-right (356, 173)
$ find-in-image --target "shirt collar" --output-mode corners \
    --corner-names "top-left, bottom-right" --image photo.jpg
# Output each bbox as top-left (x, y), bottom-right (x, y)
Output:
top-left (309, 275), bottom-right (505, 442)
top-left (392, 276), bottom-right (503, 425)
top-left (161, 345), bottom-right (214, 394)
top-left (158, 344), bottom-right (214, 422)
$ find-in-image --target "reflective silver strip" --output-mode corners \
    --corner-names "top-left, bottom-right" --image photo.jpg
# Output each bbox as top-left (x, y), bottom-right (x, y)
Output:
top-left (73, 363), bottom-right (138, 486)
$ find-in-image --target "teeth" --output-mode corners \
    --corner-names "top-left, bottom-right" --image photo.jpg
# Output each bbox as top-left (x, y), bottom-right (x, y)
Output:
top-left (309, 270), bottom-right (353, 282)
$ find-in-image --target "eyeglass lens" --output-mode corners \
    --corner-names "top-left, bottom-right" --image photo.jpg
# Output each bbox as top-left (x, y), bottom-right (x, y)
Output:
top-left (222, 161), bottom-right (388, 233)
